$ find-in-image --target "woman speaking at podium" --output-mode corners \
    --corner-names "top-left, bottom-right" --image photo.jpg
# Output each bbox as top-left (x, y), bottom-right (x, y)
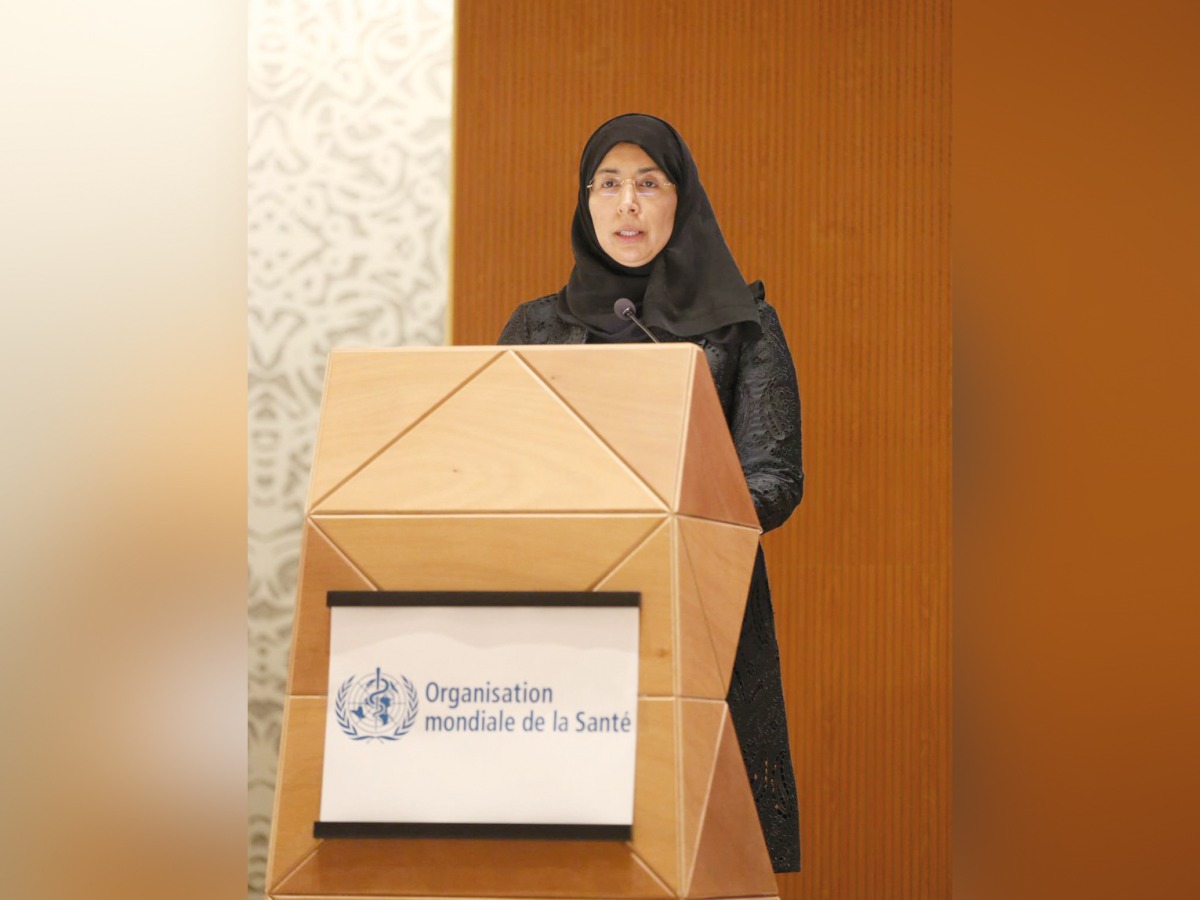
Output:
top-left (498, 114), bottom-right (804, 872)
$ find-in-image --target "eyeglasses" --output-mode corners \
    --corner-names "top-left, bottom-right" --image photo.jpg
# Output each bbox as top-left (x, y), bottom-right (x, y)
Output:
top-left (586, 175), bottom-right (675, 198)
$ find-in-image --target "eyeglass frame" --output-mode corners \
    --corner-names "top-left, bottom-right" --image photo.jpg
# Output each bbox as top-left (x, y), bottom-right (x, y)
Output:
top-left (585, 176), bottom-right (677, 198)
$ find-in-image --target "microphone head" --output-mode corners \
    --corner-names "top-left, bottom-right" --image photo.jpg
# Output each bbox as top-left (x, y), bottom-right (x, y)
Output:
top-left (613, 297), bottom-right (635, 320)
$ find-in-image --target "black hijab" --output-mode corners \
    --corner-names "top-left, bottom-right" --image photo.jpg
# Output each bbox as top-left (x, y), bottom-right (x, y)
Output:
top-left (557, 114), bottom-right (762, 342)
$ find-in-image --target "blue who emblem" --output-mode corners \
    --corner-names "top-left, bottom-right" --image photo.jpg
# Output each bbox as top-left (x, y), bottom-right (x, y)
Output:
top-left (335, 668), bottom-right (419, 741)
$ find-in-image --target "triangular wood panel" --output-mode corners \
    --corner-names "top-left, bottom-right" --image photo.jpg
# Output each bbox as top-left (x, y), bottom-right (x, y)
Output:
top-left (678, 700), bottom-right (727, 895)
top-left (517, 344), bottom-right (694, 509)
top-left (676, 363), bottom-right (758, 528)
top-left (313, 515), bottom-right (664, 592)
top-left (679, 518), bottom-right (761, 693)
top-left (593, 521), bottom-right (674, 696)
top-left (266, 697), bottom-right (325, 894)
top-left (272, 836), bottom-right (674, 898)
top-left (288, 522), bottom-right (375, 696)
top-left (675, 530), bottom-right (726, 700)
top-left (685, 712), bottom-right (777, 899)
top-left (308, 349), bottom-right (499, 509)
top-left (315, 352), bottom-right (664, 514)
top-left (630, 698), bottom-right (680, 892)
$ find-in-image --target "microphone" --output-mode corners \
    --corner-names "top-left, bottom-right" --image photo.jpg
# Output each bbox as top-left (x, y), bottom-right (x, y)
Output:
top-left (613, 298), bottom-right (660, 343)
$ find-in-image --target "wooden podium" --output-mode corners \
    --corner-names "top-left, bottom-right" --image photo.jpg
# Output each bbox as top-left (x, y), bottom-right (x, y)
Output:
top-left (266, 344), bottom-right (778, 900)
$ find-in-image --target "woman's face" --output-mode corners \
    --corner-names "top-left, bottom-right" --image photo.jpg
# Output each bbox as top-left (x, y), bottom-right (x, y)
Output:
top-left (587, 142), bottom-right (677, 268)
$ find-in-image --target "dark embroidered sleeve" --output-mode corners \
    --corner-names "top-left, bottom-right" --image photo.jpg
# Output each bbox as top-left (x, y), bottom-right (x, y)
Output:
top-left (498, 296), bottom-right (581, 345)
top-left (731, 301), bottom-right (804, 533)
top-left (498, 303), bottom-right (529, 344)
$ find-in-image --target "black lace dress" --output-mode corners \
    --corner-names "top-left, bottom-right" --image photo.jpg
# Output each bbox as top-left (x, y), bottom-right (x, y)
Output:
top-left (499, 287), bottom-right (804, 872)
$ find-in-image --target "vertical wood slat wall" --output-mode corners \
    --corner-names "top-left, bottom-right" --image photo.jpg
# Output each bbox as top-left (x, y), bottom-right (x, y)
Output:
top-left (451, 2), bottom-right (950, 898)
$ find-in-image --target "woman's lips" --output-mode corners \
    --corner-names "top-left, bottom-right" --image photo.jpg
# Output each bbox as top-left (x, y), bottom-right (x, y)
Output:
top-left (614, 229), bottom-right (644, 242)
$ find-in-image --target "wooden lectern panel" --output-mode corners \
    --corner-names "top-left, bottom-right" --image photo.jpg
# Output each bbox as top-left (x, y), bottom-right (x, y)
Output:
top-left (272, 838), bottom-right (674, 899)
top-left (594, 521), bottom-right (675, 696)
top-left (316, 352), bottom-right (665, 514)
top-left (678, 518), bottom-right (762, 694)
top-left (685, 712), bottom-right (777, 898)
top-left (631, 698), bottom-right (680, 892)
top-left (675, 537), bottom-right (727, 700)
top-left (288, 522), bottom-right (375, 696)
top-left (676, 362), bottom-right (759, 529)
top-left (313, 514), bottom-right (663, 592)
top-left (308, 348), bottom-right (500, 508)
top-left (678, 699), bottom-right (726, 892)
top-left (516, 344), bottom-right (695, 509)
top-left (265, 697), bottom-right (325, 894)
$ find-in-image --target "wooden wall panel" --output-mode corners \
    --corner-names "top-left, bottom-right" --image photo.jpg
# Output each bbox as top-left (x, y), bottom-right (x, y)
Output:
top-left (452, 2), bottom-right (951, 899)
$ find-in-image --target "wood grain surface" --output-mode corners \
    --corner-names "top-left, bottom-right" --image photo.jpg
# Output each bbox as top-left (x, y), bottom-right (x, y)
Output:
top-left (452, 2), bottom-right (952, 897)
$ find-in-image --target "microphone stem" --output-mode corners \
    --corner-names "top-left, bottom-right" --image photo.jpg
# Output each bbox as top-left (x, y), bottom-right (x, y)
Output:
top-left (623, 312), bottom-right (660, 343)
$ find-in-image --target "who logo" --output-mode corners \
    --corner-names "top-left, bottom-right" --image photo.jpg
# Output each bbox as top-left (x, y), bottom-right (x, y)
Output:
top-left (334, 667), bottom-right (419, 741)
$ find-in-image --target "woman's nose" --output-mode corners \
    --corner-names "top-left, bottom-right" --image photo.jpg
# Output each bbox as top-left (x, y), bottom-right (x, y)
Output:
top-left (617, 182), bottom-right (640, 214)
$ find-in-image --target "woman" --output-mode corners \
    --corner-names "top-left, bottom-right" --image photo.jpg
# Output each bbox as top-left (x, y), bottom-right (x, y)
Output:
top-left (499, 114), bottom-right (803, 872)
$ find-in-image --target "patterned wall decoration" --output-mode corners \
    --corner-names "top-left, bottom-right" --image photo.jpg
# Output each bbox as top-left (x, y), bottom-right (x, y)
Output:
top-left (247, 1), bottom-right (453, 896)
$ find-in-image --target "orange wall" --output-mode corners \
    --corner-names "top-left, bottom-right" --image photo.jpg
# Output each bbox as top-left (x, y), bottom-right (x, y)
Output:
top-left (452, 2), bottom-right (951, 897)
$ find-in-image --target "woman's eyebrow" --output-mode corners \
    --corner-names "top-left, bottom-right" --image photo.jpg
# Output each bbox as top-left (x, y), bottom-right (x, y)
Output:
top-left (594, 165), bottom-right (665, 175)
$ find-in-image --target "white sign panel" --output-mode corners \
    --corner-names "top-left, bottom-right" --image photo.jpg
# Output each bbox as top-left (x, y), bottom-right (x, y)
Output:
top-left (318, 597), bottom-right (640, 830)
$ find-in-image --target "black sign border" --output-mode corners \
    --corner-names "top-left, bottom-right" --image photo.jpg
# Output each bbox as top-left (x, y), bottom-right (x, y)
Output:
top-left (317, 588), bottom-right (640, 841)
top-left (327, 590), bottom-right (640, 607)
top-left (313, 821), bottom-right (631, 841)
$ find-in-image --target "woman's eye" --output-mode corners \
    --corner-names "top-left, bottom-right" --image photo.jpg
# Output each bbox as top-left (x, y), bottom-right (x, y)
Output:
top-left (600, 178), bottom-right (620, 189)
top-left (639, 179), bottom-right (659, 189)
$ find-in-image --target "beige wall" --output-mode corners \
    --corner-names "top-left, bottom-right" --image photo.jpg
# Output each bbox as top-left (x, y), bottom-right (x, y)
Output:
top-left (246, 1), bottom-right (455, 897)
top-left (452, 2), bottom-right (952, 898)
